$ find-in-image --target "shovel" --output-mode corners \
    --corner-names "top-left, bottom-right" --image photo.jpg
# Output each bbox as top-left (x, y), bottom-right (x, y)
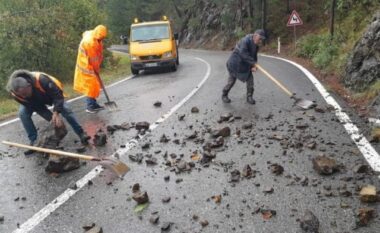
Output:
top-left (256, 64), bottom-right (316, 110)
top-left (95, 72), bottom-right (118, 111)
top-left (2, 140), bottom-right (129, 178)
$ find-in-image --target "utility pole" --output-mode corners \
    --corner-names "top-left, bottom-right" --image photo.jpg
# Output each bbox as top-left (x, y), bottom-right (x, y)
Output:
top-left (330, 0), bottom-right (336, 38)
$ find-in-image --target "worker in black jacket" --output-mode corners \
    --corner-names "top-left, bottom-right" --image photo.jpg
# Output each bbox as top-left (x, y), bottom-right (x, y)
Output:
top-left (222, 29), bottom-right (266, 104)
top-left (6, 70), bottom-right (90, 155)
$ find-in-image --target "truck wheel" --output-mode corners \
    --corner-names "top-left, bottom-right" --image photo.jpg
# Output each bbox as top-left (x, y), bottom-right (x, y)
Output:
top-left (131, 67), bottom-right (139, 75)
top-left (171, 63), bottom-right (177, 72)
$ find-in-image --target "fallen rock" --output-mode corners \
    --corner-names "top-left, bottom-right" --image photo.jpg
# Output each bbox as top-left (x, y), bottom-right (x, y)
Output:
top-left (270, 164), bottom-right (284, 175)
top-left (161, 222), bottom-right (171, 231)
top-left (360, 185), bottom-right (378, 203)
top-left (300, 210), bottom-right (319, 233)
top-left (261, 209), bottom-right (276, 220)
top-left (211, 195), bottom-right (221, 204)
top-left (162, 196), bottom-right (171, 203)
top-left (132, 183), bottom-right (149, 204)
top-left (200, 220), bottom-right (209, 227)
top-left (229, 169), bottom-right (240, 182)
top-left (178, 114), bottom-right (185, 121)
top-left (353, 164), bottom-right (369, 173)
top-left (312, 156), bottom-right (338, 175)
top-left (0, 215), bottom-right (4, 223)
top-left (93, 130), bottom-right (107, 146)
top-left (160, 134), bottom-right (170, 143)
top-left (85, 226), bottom-right (103, 233)
top-left (153, 101), bottom-right (162, 107)
top-left (242, 123), bottom-right (253, 129)
top-left (242, 164), bottom-right (253, 178)
top-left (136, 122), bottom-right (150, 131)
top-left (220, 113), bottom-right (233, 122)
top-left (145, 158), bottom-right (157, 166)
top-left (149, 215), bottom-right (159, 224)
top-left (129, 153), bottom-right (143, 163)
top-left (191, 107), bottom-right (199, 113)
top-left (212, 127), bottom-right (231, 138)
top-left (356, 208), bottom-right (375, 227)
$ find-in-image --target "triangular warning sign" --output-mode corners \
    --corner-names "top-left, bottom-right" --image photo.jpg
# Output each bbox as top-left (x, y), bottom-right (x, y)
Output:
top-left (287, 10), bottom-right (303, 26)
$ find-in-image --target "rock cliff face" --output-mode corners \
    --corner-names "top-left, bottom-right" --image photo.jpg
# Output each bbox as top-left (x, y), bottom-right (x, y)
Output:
top-left (179, 0), bottom-right (257, 50)
top-left (344, 11), bottom-right (380, 91)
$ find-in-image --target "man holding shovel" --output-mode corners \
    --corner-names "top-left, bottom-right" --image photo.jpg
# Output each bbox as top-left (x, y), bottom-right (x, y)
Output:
top-left (6, 70), bottom-right (90, 156)
top-left (222, 29), bottom-right (266, 104)
top-left (74, 24), bottom-right (108, 113)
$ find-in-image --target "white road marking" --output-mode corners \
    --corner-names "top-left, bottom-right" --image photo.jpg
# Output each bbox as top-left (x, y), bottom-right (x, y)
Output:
top-left (12, 57), bottom-right (211, 233)
top-left (262, 54), bottom-right (380, 172)
top-left (0, 75), bottom-right (134, 128)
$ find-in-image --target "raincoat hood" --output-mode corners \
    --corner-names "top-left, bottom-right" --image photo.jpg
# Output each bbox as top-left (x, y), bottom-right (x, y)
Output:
top-left (93, 25), bottom-right (107, 40)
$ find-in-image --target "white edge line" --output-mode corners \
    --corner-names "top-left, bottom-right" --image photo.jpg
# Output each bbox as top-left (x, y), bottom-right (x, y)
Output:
top-left (12, 57), bottom-right (211, 233)
top-left (0, 75), bottom-right (134, 128)
top-left (261, 54), bottom-right (380, 172)
top-left (368, 117), bottom-right (380, 126)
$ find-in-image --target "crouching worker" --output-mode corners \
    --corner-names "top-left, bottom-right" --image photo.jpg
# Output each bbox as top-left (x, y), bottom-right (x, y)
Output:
top-left (6, 70), bottom-right (91, 158)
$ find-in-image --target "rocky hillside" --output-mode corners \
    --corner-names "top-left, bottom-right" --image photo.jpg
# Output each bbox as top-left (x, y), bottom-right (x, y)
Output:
top-left (344, 11), bottom-right (380, 91)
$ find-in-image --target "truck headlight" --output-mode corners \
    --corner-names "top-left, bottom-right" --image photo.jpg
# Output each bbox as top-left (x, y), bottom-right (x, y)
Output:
top-left (130, 55), bottom-right (139, 61)
top-left (162, 51), bottom-right (172, 58)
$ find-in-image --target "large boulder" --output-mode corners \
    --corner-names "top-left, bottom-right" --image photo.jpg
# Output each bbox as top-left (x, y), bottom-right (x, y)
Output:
top-left (344, 11), bottom-right (380, 91)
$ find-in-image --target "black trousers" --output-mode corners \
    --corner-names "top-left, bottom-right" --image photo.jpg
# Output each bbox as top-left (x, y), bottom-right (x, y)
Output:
top-left (223, 72), bottom-right (254, 96)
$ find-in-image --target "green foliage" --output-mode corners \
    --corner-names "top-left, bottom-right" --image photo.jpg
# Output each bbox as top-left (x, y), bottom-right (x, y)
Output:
top-left (234, 27), bottom-right (245, 39)
top-left (0, 0), bottom-right (105, 97)
top-left (297, 33), bottom-right (339, 69)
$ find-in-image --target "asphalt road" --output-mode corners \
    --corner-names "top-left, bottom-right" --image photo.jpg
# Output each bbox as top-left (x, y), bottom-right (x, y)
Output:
top-left (0, 49), bottom-right (379, 233)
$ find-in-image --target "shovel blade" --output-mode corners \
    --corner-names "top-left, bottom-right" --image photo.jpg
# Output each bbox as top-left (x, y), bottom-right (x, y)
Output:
top-left (104, 101), bottom-right (118, 111)
top-left (294, 98), bottom-right (316, 110)
top-left (100, 157), bottom-right (129, 178)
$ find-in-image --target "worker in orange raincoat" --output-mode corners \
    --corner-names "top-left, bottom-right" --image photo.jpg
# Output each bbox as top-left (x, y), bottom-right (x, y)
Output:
top-left (73, 25), bottom-right (107, 113)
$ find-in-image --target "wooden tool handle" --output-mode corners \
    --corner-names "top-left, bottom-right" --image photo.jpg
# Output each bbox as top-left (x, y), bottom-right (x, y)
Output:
top-left (2, 140), bottom-right (99, 161)
top-left (256, 64), bottom-right (294, 97)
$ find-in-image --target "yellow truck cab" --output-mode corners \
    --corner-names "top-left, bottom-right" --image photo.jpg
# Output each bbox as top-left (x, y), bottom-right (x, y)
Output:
top-left (129, 16), bottom-right (179, 75)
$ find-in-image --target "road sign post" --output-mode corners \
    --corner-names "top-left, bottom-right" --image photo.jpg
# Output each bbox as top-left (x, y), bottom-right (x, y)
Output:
top-left (287, 10), bottom-right (303, 49)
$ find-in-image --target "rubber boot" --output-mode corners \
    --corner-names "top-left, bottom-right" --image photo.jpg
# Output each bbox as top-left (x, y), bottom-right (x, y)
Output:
top-left (247, 96), bottom-right (255, 104)
top-left (222, 91), bottom-right (231, 103)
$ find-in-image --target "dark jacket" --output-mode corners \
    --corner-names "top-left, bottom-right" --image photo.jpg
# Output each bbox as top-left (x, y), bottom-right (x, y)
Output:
top-left (8, 70), bottom-right (64, 113)
top-left (226, 34), bottom-right (259, 81)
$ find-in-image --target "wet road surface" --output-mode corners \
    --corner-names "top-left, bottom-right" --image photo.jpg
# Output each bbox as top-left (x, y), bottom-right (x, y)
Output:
top-left (0, 49), bottom-right (379, 233)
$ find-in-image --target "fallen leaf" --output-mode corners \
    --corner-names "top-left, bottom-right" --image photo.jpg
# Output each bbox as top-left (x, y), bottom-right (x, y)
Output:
top-left (134, 203), bottom-right (149, 213)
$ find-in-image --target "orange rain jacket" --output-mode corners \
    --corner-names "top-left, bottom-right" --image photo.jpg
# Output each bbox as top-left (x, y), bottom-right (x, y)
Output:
top-left (73, 25), bottom-right (107, 98)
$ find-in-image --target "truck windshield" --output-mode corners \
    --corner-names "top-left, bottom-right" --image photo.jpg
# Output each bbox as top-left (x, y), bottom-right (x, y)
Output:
top-left (131, 24), bottom-right (169, 42)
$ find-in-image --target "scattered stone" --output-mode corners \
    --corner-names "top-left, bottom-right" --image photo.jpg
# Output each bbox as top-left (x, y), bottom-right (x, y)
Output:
top-left (296, 124), bottom-right (309, 130)
top-left (136, 122), bottom-right (150, 131)
top-left (191, 107), bottom-right (199, 113)
top-left (129, 153), bottom-right (143, 163)
top-left (314, 107), bottom-right (325, 113)
top-left (162, 196), bottom-right (171, 203)
top-left (211, 195), bottom-right (222, 204)
top-left (360, 185), bottom-right (377, 203)
top-left (370, 127), bottom-right (380, 143)
top-left (242, 123), bottom-right (253, 129)
top-left (300, 210), bottom-right (319, 233)
top-left (161, 222), bottom-right (171, 231)
top-left (175, 178), bottom-right (183, 183)
top-left (220, 113), bottom-right (233, 121)
top-left (85, 226), bottom-right (103, 233)
top-left (261, 209), bottom-right (276, 220)
top-left (229, 169), bottom-right (240, 182)
top-left (353, 164), bottom-right (369, 173)
top-left (153, 101), bottom-right (162, 107)
top-left (356, 208), bottom-right (375, 227)
top-left (263, 187), bottom-right (274, 194)
top-left (306, 142), bottom-right (316, 150)
top-left (82, 223), bottom-right (96, 231)
top-left (160, 134), bottom-right (170, 143)
top-left (164, 175), bottom-right (170, 182)
top-left (200, 220), bottom-right (209, 227)
top-left (149, 215), bottom-right (159, 224)
top-left (212, 127), bottom-right (231, 138)
top-left (0, 215), bottom-right (4, 223)
top-left (145, 158), bottom-right (158, 165)
top-left (141, 142), bottom-right (150, 149)
top-left (76, 146), bottom-right (86, 153)
top-left (312, 156), bottom-right (338, 175)
top-left (270, 164), bottom-right (284, 175)
top-left (132, 183), bottom-right (149, 204)
top-left (242, 165), bottom-right (253, 178)
top-left (178, 114), bottom-right (185, 121)
top-left (93, 130), bottom-right (107, 146)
